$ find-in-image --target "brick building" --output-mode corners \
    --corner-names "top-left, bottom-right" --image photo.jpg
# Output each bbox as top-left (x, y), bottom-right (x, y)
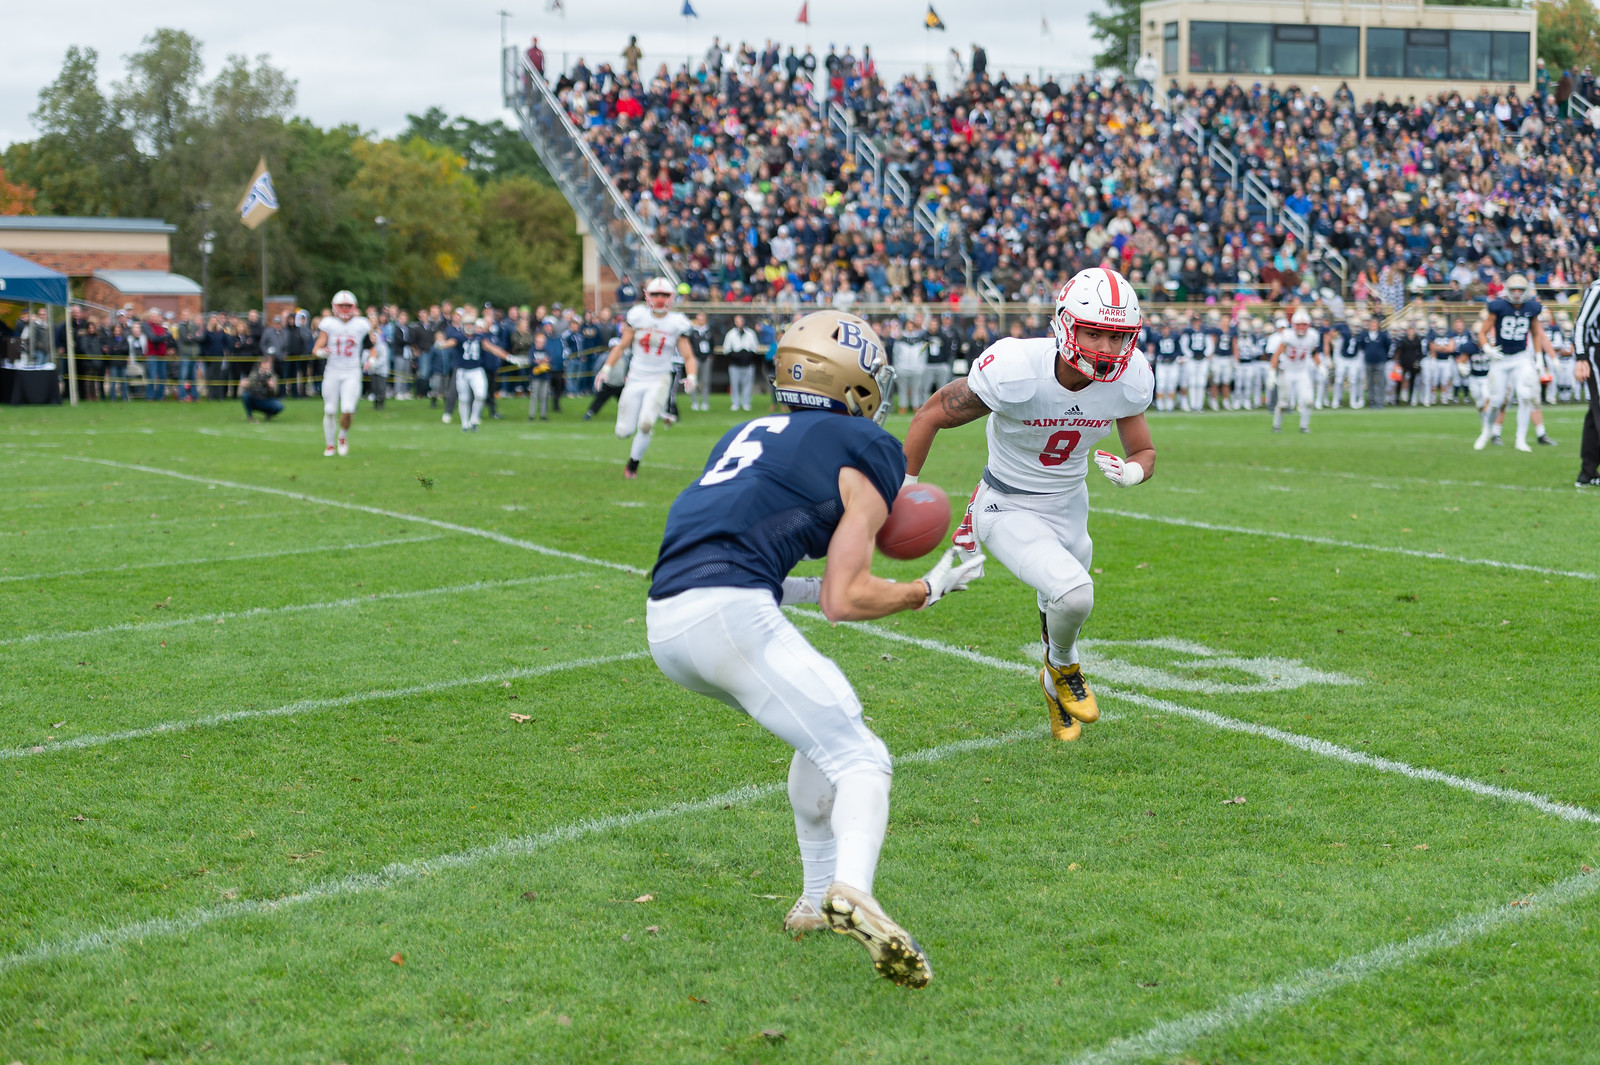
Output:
top-left (0, 217), bottom-right (204, 317)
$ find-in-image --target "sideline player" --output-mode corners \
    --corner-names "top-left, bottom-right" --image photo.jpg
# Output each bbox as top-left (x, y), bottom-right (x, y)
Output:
top-left (1549, 309), bottom-right (1576, 404)
top-left (1209, 310), bottom-right (1235, 410)
top-left (1272, 310), bottom-right (1321, 433)
top-left (597, 277), bottom-right (698, 478)
top-left (904, 266), bottom-right (1155, 743)
top-left (1234, 317), bottom-right (1265, 409)
top-left (648, 310), bottom-right (985, 988)
top-left (312, 290), bottom-right (374, 457)
top-left (1328, 313), bottom-right (1361, 408)
top-left (1475, 275), bottom-right (1556, 451)
top-left (1150, 314), bottom-right (1181, 411)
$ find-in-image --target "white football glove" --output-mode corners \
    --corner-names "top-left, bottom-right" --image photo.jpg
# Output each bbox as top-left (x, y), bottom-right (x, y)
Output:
top-left (681, 373), bottom-right (697, 394)
top-left (902, 473), bottom-right (919, 487)
top-left (780, 576), bottom-right (822, 606)
top-left (918, 546), bottom-right (985, 610)
top-left (1094, 450), bottom-right (1145, 487)
top-left (1482, 344), bottom-right (1504, 361)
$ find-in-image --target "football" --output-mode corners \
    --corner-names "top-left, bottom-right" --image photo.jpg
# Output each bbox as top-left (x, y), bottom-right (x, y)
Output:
top-left (876, 483), bottom-right (953, 560)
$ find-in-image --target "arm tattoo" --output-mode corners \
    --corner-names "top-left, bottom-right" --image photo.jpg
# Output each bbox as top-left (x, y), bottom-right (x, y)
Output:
top-left (937, 379), bottom-right (991, 426)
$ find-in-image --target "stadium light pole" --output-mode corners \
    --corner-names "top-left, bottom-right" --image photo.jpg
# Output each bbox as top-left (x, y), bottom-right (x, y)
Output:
top-left (197, 200), bottom-right (213, 314)
top-left (375, 216), bottom-right (391, 307)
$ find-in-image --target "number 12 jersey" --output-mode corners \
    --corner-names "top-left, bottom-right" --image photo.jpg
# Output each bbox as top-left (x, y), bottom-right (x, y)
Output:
top-left (965, 337), bottom-right (1153, 493)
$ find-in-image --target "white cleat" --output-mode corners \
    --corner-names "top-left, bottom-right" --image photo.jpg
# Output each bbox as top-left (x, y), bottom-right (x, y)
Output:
top-left (442, 412), bottom-right (452, 424)
top-left (323, 446), bottom-right (336, 458)
top-left (336, 440), bottom-right (349, 457)
top-left (1515, 440), bottom-right (1533, 453)
top-left (1473, 430), bottom-right (1491, 451)
top-left (784, 896), bottom-right (829, 935)
top-left (821, 882), bottom-right (932, 988)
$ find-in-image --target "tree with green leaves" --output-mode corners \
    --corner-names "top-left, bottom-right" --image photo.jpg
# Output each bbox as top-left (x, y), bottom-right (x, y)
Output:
top-left (1540, 0), bottom-right (1600, 73)
top-left (1088, 0), bottom-right (1141, 73)
top-left (401, 108), bottom-right (553, 186)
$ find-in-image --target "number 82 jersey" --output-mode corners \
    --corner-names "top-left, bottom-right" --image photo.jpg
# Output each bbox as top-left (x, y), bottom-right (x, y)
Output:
top-left (650, 411), bottom-right (905, 603)
top-left (966, 337), bottom-right (1153, 494)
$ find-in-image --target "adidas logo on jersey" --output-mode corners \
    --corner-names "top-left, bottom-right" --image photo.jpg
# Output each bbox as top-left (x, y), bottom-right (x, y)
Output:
top-left (984, 503), bottom-right (1001, 512)
top-left (1063, 405), bottom-right (1083, 415)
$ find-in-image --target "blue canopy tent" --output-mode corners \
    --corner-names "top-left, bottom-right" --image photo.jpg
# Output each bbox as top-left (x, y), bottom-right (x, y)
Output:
top-left (0, 249), bottom-right (75, 404)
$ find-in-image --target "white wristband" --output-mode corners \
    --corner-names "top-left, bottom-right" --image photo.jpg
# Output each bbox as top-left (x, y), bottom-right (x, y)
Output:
top-left (902, 473), bottom-right (918, 487)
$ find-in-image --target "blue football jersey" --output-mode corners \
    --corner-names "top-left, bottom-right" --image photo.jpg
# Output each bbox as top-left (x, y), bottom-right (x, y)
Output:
top-left (1487, 297), bottom-right (1541, 356)
top-left (650, 410), bottom-right (905, 603)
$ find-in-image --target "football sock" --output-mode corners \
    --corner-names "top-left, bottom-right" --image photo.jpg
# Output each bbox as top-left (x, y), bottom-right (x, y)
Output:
top-left (629, 429), bottom-right (652, 463)
top-left (323, 414), bottom-right (338, 447)
top-left (789, 753), bottom-right (836, 903)
top-left (1537, 423), bottom-right (1549, 440)
top-left (1044, 584), bottom-right (1094, 671)
top-left (1272, 407), bottom-right (1284, 431)
top-left (831, 769), bottom-right (890, 897)
top-left (1516, 404), bottom-right (1532, 445)
top-left (1300, 406), bottom-right (1312, 431)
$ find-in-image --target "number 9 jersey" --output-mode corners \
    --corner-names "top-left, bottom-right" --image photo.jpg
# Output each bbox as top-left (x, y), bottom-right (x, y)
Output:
top-left (965, 337), bottom-right (1153, 494)
top-left (650, 411), bottom-right (905, 603)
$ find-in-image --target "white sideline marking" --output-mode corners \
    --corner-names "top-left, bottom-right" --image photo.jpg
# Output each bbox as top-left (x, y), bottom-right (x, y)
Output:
top-left (1064, 867), bottom-right (1600, 1065)
top-left (0, 725), bottom-right (1046, 972)
top-left (50, 455), bottom-right (650, 577)
top-left (0, 573), bottom-right (588, 648)
top-left (0, 535), bottom-right (441, 585)
top-left (1092, 507), bottom-right (1598, 581)
top-left (1, 652), bottom-right (650, 760)
top-left (792, 613), bottom-right (1600, 825)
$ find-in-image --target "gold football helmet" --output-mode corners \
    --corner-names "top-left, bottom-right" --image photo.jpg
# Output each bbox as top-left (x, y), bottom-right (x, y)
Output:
top-left (772, 310), bottom-right (896, 425)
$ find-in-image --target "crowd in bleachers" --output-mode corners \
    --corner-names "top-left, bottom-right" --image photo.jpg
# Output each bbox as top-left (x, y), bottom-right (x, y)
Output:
top-left (543, 37), bottom-right (1600, 317)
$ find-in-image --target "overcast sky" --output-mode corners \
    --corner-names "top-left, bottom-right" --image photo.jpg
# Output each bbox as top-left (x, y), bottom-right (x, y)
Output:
top-left (2, 0), bottom-right (1106, 149)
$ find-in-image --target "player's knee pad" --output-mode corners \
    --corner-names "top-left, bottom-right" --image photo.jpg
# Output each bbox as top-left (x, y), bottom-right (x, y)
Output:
top-left (1042, 579), bottom-right (1094, 627)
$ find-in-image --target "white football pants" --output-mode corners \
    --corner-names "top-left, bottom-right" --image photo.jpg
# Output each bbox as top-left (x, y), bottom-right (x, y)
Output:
top-left (455, 367), bottom-right (488, 427)
top-left (965, 480), bottom-right (1094, 668)
top-left (1331, 357), bottom-right (1363, 408)
top-left (1274, 368), bottom-right (1314, 431)
top-left (322, 367), bottom-right (362, 415)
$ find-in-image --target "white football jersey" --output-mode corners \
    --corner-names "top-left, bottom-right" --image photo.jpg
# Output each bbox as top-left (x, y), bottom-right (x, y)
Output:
top-left (625, 305), bottom-right (692, 380)
top-left (966, 337), bottom-right (1154, 494)
top-left (1276, 328), bottom-right (1320, 368)
top-left (319, 315), bottom-right (372, 372)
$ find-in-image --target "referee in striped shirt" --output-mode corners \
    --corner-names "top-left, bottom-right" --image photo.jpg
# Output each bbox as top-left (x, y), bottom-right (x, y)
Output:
top-left (1576, 277), bottom-right (1600, 488)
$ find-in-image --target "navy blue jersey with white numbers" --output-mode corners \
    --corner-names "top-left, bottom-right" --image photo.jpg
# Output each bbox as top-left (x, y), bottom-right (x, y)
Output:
top-left (1328, 322), bottom-right (1352, 357)
top-left (1152, 332), bottom-right (1181, 363)
top-left (1179, 328), bottom-right (1210, 360)
top-left (1487, 297), bottom-right (1542, 356)
top-left (1212, 327), bottom-right (1234, 359)
top-left (650, 410), bottom-right (905, 603)
top-left (1457, 332), bottom-right (1488, 376)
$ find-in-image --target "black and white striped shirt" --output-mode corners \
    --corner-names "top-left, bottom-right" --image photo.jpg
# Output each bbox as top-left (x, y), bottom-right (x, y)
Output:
top-left (1575, 277), bottom-right (1600, 361)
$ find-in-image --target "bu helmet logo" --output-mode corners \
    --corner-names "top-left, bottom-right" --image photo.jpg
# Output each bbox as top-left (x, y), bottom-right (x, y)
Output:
top-left (836, 320), bottom-right (882, 372)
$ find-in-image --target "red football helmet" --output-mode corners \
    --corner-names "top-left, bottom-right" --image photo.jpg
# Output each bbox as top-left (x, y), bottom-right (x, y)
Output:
top-left (1051, 267), bottom-right (1142, 382)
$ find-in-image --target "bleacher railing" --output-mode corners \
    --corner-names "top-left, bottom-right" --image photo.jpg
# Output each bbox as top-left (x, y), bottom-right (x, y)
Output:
top-left (501, 47), bottom-right (678, 289)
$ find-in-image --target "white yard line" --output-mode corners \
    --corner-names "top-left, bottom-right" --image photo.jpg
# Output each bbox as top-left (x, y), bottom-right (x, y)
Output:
top-left (792, 613), bottom-right (1600, 825)
top-left (1091, 507), bottom-right (1597, 581)
top-left (48, 455), bottom-right (651, 577)
top-left (1198, 460), bottom-right (1564, 495)
top-left (0, 725), bottom-right (1047, 972)
top-left (1064, 866), bottom-right (1600, 1065)
top-left (0, 535), bottom-right (441, 585)
top-left (1, 652), bottom-right (651, 760)
top-left (0, 573), bottom-right (589, 648)
top-left (0, 512), bottom-right (260, 539)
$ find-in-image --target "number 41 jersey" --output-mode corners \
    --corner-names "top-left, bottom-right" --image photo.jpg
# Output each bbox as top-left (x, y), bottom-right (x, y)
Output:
top-left (966, 337), bottom-right (1153, 494)
top-left (650, 411), bottom-right (905, 603)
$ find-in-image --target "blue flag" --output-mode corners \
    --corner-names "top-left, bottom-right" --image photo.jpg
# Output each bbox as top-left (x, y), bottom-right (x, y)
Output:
top-left (681, 0), bottom-right (697, 15)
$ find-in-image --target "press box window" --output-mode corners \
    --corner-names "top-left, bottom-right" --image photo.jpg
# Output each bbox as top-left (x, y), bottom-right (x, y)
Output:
top-left (1163, 21), bottom-right (1179, 74)
top-left (1367, 27), bottom-right (1530, 81)
top-left (1188, 22), bottom-right (1357, 77)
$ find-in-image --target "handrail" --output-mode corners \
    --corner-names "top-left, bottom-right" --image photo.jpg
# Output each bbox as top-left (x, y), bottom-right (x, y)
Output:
top-left (1243, 170), bottom-right (1275, 227)
top-left (502, 47), bottom-right (678, 288)
top-left (1176, 109), bottom-right (1205, 151)
top-left (1207, 139), bottom-right (1239, 193)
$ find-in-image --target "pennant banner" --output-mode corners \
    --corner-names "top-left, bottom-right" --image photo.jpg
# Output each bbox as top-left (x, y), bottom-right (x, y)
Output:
top-left (237, 156), bottom-right (278, 230)
top-left (797, 1), bottom-right (808, 24)
top-left (925, 4), bottom-right (946, 31)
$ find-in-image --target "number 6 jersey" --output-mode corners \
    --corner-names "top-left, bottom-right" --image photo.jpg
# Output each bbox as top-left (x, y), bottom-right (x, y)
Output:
top-left (650, 411), bottom-right (904, 603)
top-left (965, 337), bottom-right (1153, 494)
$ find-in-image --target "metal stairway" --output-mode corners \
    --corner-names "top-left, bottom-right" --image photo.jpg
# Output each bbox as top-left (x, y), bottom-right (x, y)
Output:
top-left (500, 48), bottom-right (678, 290)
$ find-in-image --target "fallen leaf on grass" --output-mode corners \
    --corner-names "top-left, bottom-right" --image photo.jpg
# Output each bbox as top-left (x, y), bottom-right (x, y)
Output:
top-left (221, 889), bottom-right (239, 900)
top-left (30, 746), bottom-right (44, 754)
top-left (51, 721), bottom-right (65, 729)
top-left (1414, 843), bottom-right (1430, 851)
top-left (287, 850), bottom-right (325, 862)
top-left (522, 891), bottom-right (540, 900)
top-left (390, 952), bottom-right (404, 965)
top-left (621, 933), bottom-right (631, 942)
top-left (1067, 862), bottom-right (1080, 871)
top-left (509, 713), bottom-right (531, 724)
top-left (556, 1014), bottom-right (572, 1027)
top-left (500, 681), bottom-right (512, 688)
top-left (757, 1029), bottom-right (787, 1043)
top-left (753, 893), bottom-right (783, 899)
top-left (634, 894), bottom-right (654, 903)
top-left (153, 597), bottom-right (171, 610)
top-left (646, 925), bottom-right (660, 935)
top-left (1221, 796), bottom-right (1247, 805)
top-left (1583, 865), bottom-right (1594, 874)
top-left (1510, 895), bottom-right (1534, 907)
top-left (1138, 981), bottom-right (1159, 988)
top-left (1135, 562), bottom-right (1149, 569)
top-left (688, 996), bottom-right (710, 1005)
top-left (72, 814), bottom-right (86, 822)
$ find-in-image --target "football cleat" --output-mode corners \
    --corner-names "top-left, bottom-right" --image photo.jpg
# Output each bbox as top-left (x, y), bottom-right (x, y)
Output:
top-left (784, 896), bottom-right (828, 935)
top-left (1538, 435), bottom-right (1558, 446)
top-left (1491, 435), bottom-right (1504, 446)
top-left (1473, 430), bottom-right (1490, 451)
top-left (336, 439), bottom-right (349, 457)
top-left (323, 445), bottom-right (336, 458)
top-left (1515, 440), bottom-right (1533, 452)
top-left (820, 882), bottom-right (931, 989)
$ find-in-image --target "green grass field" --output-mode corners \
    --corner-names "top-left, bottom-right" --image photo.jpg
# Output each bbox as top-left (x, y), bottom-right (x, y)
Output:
top-left (2, 392), bottom-right (1597, 1064)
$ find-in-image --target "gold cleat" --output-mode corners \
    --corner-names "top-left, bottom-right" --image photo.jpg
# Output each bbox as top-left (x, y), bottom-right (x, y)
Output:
top-left (820, 882), bottom-right (932, 989)
top-left (783, 896), bottom-right (829, 935)
top-left (1041, 659), bottom-right (1098, 742)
